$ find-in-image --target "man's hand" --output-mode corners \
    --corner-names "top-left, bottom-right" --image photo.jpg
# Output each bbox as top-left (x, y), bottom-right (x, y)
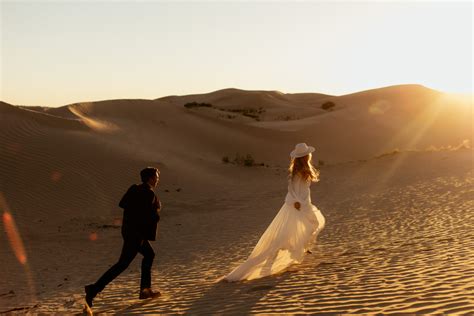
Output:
top-left (294, 202), bottom-right (301, 211)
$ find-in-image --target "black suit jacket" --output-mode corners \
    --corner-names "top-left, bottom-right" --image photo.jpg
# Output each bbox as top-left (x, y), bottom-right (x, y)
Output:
top-left (119, 183), bottom-right (160, 241)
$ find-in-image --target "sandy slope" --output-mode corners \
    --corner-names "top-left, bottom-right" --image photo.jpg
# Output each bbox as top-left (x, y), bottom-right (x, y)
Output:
top-left (0, 85), bottom-right (473, 314)
top-left (157, 88), bottom-right (332, 122)
top-left (3, 151), bottom-right (472, 314)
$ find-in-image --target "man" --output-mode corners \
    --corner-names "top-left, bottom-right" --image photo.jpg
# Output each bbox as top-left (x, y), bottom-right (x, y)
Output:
top-left (85, 167), bottom-right (161, 309)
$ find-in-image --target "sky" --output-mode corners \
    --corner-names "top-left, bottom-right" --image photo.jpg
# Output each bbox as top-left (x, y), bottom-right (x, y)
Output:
top-left (1, 0), bottom-right (472, 107)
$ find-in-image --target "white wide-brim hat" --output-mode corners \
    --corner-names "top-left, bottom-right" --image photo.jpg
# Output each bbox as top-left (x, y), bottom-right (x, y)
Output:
top-left (290, 143), bottom-right (315, 158)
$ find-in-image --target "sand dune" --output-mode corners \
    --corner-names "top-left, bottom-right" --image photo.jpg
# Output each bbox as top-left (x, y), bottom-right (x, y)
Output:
top-left (1, 101), bottom-right (87, 131)
top-left (155, 85), bottom-right (473, 163)
top-left (158, 88), bottom-right (332, 122)
top-left (0, 85), bottom-right (473, 314)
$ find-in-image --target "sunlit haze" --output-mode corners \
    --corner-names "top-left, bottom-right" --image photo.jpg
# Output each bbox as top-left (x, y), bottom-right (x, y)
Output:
top-left (1, 1), bottom-right (472, 107)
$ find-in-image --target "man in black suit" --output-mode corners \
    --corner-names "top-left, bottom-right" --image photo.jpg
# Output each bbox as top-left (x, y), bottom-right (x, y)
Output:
top-left (85, 167), bottom-right (161, 308)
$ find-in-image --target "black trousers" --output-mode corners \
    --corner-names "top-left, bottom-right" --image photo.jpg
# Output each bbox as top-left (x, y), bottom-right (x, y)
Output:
top-left (93, 238), bottom-right (155, 293)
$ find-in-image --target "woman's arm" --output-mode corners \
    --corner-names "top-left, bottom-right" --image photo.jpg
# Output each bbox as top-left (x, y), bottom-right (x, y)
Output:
top-left (286, 176), bottom-right (311, 210)
top-left (294, 178), bottom-right (311, 210)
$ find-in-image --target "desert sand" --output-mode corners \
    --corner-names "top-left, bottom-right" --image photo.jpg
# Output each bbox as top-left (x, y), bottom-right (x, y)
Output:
top-left (0, 85), bottom-right (473, 314)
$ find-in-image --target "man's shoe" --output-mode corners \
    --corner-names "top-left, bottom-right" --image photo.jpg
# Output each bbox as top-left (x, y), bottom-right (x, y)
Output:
top-left (139, 288), bottom-right (161, 299)
top-left (84, 284), bottom-right (97, 307)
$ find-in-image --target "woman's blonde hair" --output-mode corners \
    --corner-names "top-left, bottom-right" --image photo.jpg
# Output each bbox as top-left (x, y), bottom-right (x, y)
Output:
top-left (288, 153), bottom-right (319, 182)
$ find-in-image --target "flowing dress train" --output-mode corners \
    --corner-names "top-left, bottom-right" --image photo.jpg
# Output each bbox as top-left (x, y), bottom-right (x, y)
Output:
top-left (224, 175), bottom-right (325, 281)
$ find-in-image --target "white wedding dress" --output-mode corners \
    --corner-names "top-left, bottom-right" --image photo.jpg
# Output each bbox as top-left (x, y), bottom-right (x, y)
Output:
top-left (224, 175), bottom-right (325, 281)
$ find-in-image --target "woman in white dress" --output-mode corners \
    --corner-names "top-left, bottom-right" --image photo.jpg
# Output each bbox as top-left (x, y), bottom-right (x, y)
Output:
top-left (224, 143), bottom-right (325, 281)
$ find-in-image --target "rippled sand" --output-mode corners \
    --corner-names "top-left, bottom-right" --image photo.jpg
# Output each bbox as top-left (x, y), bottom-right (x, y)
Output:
top-left (6, 151), bottom-right (470, 315)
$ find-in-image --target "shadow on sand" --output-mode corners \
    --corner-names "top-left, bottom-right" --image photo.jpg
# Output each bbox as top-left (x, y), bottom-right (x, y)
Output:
top-left (184, 272), bottom-right (291, 315)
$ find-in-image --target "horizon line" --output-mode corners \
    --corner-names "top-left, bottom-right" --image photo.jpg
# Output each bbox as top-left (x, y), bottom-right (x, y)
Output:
top-left (2, 83), bottom-right (472, 108)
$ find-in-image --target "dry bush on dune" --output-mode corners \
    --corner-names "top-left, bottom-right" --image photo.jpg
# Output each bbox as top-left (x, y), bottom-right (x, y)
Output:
top-left (222, 153), bottom-right (264, 167)
top-left (376, 149), bottom-right (401, 159)
top-left (227, 107), bottom-right (265, 121)
top-left (276, 115), bottom-right (298, 121)
top-left (184, 102), bottom-right (213, 109)
top-left (321, 101), bottom-right (336, 111)
top-left (184, 101), bottom-right (265, 121)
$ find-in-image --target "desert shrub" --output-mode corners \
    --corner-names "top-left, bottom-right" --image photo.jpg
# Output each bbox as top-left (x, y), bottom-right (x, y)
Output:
top-left (227, 107), bottom-right (265, 120)
top-left (376, 149), bottom-right (400, 158)
top-left (276, 115), bottom-right (297, 121)
top-left (233, 153), bottom-right (244, 165)
top-left (321, 101), bottom-right (335, 111)
top-left (184, 102), bottom-right (212, 109)
top-left (243, 154), bottom-right (255, 166)
top-left (224, 153), bottom-right (262, 167)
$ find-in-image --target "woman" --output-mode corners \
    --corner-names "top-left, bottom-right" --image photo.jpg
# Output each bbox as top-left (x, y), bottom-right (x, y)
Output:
top-left (224, 143), bottom-right (325, 281)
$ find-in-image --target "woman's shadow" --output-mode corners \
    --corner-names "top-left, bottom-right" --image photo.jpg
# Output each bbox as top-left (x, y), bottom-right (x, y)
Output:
top-left (184, 270), bottom-right (291, 315)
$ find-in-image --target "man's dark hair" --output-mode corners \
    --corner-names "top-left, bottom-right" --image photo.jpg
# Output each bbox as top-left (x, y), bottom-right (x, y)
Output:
top-left (140, 167), bottom-right (159, 183)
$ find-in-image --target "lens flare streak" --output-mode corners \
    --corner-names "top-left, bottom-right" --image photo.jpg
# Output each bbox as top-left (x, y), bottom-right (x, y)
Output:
top-left (1, 194), bottom-right (27, 265)
top-left (0, 192), bottom-right (37, 302)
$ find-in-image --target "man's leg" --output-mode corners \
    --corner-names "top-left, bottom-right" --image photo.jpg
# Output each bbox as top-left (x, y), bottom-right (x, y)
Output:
top-left (138, 240), bottom-right (155, 290)
top-left (86, 238), bottom-right (141, 304)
